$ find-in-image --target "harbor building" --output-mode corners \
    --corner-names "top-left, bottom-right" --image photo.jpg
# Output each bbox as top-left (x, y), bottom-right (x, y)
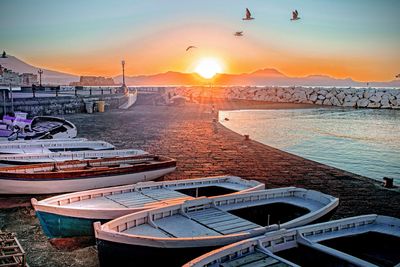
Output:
top-left (70, 76), bottom-right (115, 86)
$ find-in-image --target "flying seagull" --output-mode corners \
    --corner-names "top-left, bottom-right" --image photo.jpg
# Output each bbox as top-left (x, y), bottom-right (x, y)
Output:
top-left (291, 10), bottom-right (300, 21)
top-left (234, 31), bottom-right (244, 36)
top-left (242, 8), bottom-right (254, 20)
top-left (186, 46), bottom-right (197, 51)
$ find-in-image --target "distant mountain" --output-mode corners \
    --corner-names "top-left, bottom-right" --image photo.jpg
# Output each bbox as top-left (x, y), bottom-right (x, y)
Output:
top-left (115, 68), bottom-right (400, 87)
top-left (114, 71), bottom-right (207, 86)
top-left (0, 55), bottom-right (79, 85)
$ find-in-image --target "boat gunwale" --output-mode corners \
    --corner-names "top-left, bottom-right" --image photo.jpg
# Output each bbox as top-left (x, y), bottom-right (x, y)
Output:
top-left (94, 187), bottom-right (339, 247)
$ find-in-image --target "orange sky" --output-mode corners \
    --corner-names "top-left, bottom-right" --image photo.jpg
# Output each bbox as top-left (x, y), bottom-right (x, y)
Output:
top-left (2, 0), bottom-right (399, 82)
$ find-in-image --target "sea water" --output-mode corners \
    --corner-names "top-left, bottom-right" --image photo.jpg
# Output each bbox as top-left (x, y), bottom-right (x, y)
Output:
top-left (220, 108), bottom-right (400, 184)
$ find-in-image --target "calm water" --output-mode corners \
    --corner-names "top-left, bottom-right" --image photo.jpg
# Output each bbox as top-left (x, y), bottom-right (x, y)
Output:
top-left (220, 108), bottom-right (400, 184)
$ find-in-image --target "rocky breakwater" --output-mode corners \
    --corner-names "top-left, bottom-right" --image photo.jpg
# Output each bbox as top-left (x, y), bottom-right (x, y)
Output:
top-left (170, 86), bottom-right (400, 109)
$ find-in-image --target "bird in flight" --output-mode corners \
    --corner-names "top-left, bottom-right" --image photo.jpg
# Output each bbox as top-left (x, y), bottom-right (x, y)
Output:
top-left (186, 46), bottom-right (197, 51)
top-left (291, 10), bottom-right (300, 21)
top-left (396, 74), bottom-right (400, 79)
top-left (234, 31), bottom-right (244, 37)
top-left (242, 8), bottom-right (254, 20)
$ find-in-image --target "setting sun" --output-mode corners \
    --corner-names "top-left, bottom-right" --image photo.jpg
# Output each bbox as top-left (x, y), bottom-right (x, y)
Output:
top-left (194, 58), bottom-right (223, 79)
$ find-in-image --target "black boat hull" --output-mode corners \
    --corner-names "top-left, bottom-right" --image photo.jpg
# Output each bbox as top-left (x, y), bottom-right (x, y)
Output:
top-left (97, 239), bottom-right (220, 267)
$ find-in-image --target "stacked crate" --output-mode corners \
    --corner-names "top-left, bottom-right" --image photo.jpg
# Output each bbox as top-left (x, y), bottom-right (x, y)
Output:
top-left (0, 231), bottom-right (27, 267)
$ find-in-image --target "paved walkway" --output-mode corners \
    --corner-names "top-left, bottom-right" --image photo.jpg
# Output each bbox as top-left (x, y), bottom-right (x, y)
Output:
top-left (73, 98), bottom-right (400, 219)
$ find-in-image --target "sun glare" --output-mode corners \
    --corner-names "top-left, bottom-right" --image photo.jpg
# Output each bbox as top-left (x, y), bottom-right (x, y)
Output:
top-left (194, 58), bottom-right (223, 79)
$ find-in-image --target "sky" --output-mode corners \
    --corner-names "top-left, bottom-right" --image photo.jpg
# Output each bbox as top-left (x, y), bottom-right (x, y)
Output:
top-left (0, 0), bottom-right (399, 81)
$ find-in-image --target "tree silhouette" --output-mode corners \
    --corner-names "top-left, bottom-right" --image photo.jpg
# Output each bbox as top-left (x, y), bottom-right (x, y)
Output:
top-left (1, 51), bottom-right (7, 58)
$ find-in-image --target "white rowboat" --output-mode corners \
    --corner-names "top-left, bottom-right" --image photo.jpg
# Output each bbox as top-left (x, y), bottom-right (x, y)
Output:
top-left (95, 187), bottom-right (339, 267)
top-left (185, 214), bottom-right (400, 267)
top-left (31, 176), bottom-right (264, 239)
top-left (0, 149), bottom-right (148, 164)
top-left (0, 154), bottom-right (176, 194)
top-left (0, 139), bottom-right (114, 154)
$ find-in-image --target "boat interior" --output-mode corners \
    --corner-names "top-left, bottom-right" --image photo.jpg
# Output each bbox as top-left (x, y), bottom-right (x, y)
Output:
top-left (105, 189), bottom-right (329, 239)
top-left (229, 203), bottom-right (309, 227)
top-left (40, 176), bottom-right (261, 210)
top-left (176, 186), bottom-right (237, 198)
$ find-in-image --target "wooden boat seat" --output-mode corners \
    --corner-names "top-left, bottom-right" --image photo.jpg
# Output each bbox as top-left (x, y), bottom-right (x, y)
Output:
top-left (140, 188), bottom-right (187, 201)
top-left (220, 251), bottom-right (288, 267)
top-left (65, 196), bottom-right (127, 209)
top-left (124, 224), bottom-right (171, 238)
top-left (154, 214), bottom-right (222, 237)
top-left (217, 182), bottom-right (254, 192)
top-left (189, 208), bottom-right (261, 235)
top-left (105, 192), bottom-right (157, 208)
top-left (63, 188), bottom-right (189, 210)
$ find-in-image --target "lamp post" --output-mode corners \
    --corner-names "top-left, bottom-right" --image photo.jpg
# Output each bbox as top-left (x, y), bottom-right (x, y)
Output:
top-left (38, 69), bottom-right (43, 87)
top-left (121, 60), bottom-right (128, 94)
top-left (36, 69), bottom-right (43, 98)
top-left (9, 83), bottom-right (13, 113)
top-left (121, 60), bottom-right (126, 87)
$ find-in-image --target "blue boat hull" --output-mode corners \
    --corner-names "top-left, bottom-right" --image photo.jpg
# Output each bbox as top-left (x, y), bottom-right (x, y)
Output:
top-left (36, 211), bottom-right (107, 239)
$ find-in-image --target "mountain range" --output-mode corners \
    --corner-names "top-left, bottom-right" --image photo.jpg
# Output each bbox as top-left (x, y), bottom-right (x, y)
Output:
top-left (0, 56), bottom-right (79, 85)
top-left (1, 55), bottom-right (399, 87)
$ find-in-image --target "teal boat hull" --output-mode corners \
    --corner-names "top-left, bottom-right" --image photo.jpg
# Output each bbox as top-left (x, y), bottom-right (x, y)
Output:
top-left (36, 211), bottom-right (107, 239)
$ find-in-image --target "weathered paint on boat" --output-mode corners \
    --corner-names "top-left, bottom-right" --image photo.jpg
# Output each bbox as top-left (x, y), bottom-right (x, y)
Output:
top-left (36, 211), bottom-right (107, 238)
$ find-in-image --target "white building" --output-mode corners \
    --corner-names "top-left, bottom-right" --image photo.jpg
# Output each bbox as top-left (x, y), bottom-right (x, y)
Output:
top-left (0, 65), bottom-right (38, 86)
top-left (0, 66), bottom-right (21, 85)
top-left (20, 73), bottom-right (38, 86)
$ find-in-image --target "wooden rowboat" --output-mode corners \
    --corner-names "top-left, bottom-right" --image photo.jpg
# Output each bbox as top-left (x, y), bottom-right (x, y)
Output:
top-left (0, 148), bottom-right (148, 164)
top-left (94, 187), bottom-right (339, 267)
top-left (0, 138), bottom-right (87, 144)
top-left (0, 115), bottom-right (77, 141)
top-left (31, 175), bottom-right (264, 239)
top-left (184, 214), bottom-right (400, 267)
top-left (0, 154), bottom-right (176, 194)
top-left (0, 139), bottom-right (115, 154)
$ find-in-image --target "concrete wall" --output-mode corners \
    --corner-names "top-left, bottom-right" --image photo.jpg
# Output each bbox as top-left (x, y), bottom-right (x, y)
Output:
top-left (1, 94), bottom-right (127, 116)
top-left (168, 86), bottom-right (400, 109)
